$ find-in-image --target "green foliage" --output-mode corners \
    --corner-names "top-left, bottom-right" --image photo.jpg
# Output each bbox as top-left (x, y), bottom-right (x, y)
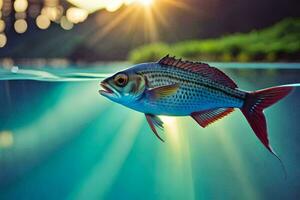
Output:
top-left (128, 43), bottom-right (172, 64)
top-left (128, 18), bottom-right (300, 63)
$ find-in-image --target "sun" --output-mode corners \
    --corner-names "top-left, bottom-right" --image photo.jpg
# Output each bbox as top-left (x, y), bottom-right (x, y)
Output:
top-left (137, 0), bottom-right (154, 6)
top-left (86, 0), bottom-right (190, 44)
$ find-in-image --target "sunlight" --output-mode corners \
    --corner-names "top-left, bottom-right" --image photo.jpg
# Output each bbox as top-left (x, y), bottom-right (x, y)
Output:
top-left (143, 1), bottom-right (159, 41)
top-left (88, 5), bottom-right (135, 44)
top-left (137, 0), bottom-right (154, 7)
top-left (213, 122), bottom-right (259, 200)
top-left (67, 0), bottom-right (154, 13)
top-left (161, 114), bottom-right (259, 199)
top-left (161, 116), bottom-right (181, 151)
top-left (67, 0), bottom-right (189, 44)
top-left (105, 0), bottom-right (123, 12)
top-left (67, 113), bottom-right (143, 199)
top-left (8, 82), bottom-right (108, 168)
top-left (156, 117), bottom-right (195, 199)
top-left (67, 0), bottom-right (107, 13)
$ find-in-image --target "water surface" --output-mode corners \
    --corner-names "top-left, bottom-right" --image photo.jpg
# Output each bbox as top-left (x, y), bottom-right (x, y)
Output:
top-left (1, 63), bottom-right (300, 200)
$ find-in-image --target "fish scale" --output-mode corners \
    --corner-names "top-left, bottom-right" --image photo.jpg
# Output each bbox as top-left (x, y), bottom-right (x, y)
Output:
top-left (136, 64), bottom-right (245, 115)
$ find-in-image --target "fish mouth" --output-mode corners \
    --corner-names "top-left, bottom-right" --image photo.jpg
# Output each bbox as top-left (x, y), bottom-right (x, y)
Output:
top-left (99, 82), bottom-right (118, 97)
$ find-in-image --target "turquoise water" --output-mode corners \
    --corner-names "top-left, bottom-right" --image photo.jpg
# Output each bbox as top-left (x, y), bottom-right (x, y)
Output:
top-left (1, 63), bottom-right (300, 200)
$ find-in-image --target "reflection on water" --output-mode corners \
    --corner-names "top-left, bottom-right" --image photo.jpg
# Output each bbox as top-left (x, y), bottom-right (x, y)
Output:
top-left (1, 64), bottom-right (300, 200)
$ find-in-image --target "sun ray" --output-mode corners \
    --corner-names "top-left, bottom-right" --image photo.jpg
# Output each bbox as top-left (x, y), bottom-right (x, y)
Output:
top-left (67, 113), bottom-right (143, 200)
top-left (136, 0), bottom-right (154, 7)
top-left (162, 0), bottom-right (192, 11)
top-left (156, 116), bottom-right (195, 199)
top-left (123, 6), bottom-right (142, 36)
top-left (88, 6), bottom-right (136, 45)
top-left (143, 6), bottom-right (159, 42)
top-left (81, 0), bottom-right (192, 45)
top-left (213, 121), bottom-right (260, 200)
top-left (0, 82), bottom-right (110, 181)
top-left (151, 5), bottom-right (169, 28)
top-left (66, 0), bottom-right (196, 49)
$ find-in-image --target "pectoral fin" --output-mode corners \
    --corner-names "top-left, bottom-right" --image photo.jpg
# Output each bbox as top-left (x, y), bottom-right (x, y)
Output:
top-left (146, 83), bottom-right (179, 100)
top-left (145, 114), bottom-right (164, 142)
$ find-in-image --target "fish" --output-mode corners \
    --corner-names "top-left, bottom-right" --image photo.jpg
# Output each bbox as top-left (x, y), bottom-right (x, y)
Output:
top-left (99, 55), bottom-right (299, 158)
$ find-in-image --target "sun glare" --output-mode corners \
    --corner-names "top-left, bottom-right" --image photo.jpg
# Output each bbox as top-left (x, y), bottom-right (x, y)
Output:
top-left (137, 0), bottom-right (154, 6)
top-left (68, 0), bottom-right (155, 13)
top-left (76, 0), bottom-right (189, 46)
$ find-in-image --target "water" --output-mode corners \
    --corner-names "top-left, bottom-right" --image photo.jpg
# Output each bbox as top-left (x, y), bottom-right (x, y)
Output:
top-left (1, 63), bottom-right (300, 200)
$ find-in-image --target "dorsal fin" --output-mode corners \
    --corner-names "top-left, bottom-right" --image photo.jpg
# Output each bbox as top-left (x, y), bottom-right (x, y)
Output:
top-left (158, 55), bottom-right (237, 88)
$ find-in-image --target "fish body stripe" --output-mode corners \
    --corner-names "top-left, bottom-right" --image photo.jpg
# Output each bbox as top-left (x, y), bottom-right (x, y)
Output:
top-left (138, 65), bottom-right (246, 100)
top-left (148, 73), bottom-right (245, 100)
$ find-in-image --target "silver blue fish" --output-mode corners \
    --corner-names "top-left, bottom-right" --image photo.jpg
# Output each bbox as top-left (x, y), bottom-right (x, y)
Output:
top-left (99, 55), bottom-right (298, 157)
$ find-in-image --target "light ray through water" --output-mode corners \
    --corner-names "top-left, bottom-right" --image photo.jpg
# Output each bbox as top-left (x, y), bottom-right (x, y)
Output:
top-left (67, 112), bottom-right (144, 200)
top-left (0, 82), bottom-right (108, 183)
top-left (156, 116), bottom-right (195, 200)
top-left (212, 117), bottom-right (260, 200)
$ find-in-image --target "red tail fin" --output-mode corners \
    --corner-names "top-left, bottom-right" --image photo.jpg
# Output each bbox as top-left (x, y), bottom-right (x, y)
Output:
top-left (241, 85), bottom-right (294, 155)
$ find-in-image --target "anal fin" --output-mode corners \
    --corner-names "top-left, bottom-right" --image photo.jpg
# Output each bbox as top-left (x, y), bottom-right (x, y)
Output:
top-left (191, 108), bottom-right (234, 128)
top-left (145, 114), bottom-right (164, 142)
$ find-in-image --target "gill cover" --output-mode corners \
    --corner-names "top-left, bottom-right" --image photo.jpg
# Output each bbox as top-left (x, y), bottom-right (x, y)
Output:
top-left (126, 73), bottom-right (146, 100)
top-left (100, 71), bottom-right (147, 102)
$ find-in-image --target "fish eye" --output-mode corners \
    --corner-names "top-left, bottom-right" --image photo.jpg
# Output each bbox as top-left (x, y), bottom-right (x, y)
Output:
top-left (114, 73), bottom-right (128, 87)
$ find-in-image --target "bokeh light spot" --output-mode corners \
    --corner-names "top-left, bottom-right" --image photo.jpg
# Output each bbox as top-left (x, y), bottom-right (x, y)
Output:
top-left (0, 130), bottom-right (14, 148)
top-left (14, 19), bottom-right (28, 34)
top-left (0, 33), bottom-right (7, 48)
top-left (66, 7), bottom-right (88, 24)
top-left (14, 0), bottom-right (28, 13)
top-left (0, 19), bottom-right (5, 32)
top-left (41, 6), bottom-right (63, 22)
top-left (60, 16), bottom-right (74, 30)
top-left (36, 15), bottom-right (51, 29)
top-left (67, 0), bottom-right (107, 13)
top-left (105, 0), bottom-right (123, 12)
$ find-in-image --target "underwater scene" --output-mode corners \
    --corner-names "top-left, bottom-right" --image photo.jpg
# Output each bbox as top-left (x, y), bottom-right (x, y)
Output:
top-left (1, 0), bottom-right (300, 199)
top-left (1, 63), bottom-right (300, 200)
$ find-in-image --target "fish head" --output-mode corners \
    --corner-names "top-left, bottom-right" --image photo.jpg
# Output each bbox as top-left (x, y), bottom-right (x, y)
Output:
top-left (99, 69), bottom-right (146, 104)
